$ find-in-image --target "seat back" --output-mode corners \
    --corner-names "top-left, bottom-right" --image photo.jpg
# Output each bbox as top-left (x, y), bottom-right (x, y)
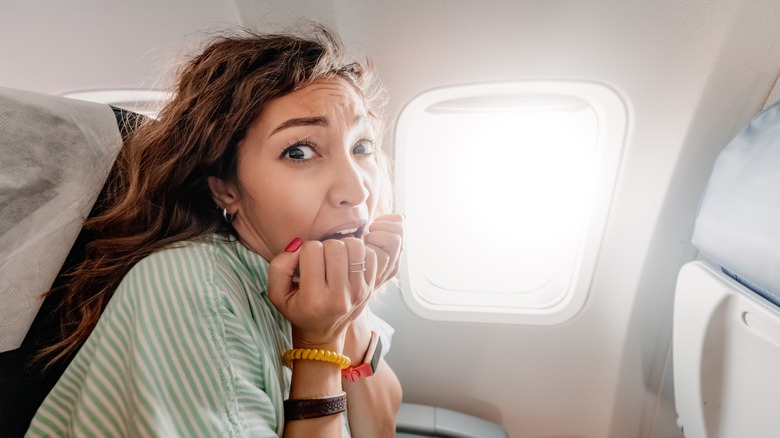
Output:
top-left (692, 100), bottom-right (780, 306)
top-left (673, 100), bottom-right (780, 438)
top-left (0, 88), bottom-right (134, 437)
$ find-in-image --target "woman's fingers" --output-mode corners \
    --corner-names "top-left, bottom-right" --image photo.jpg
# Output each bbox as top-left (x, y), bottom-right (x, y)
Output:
top-left (266, 241), bottom-right (303, 310)
top-left (273, 238), bottom-right (372, 329)
top-left (365, 232), bottom-right (402, 285)
top-left (323, 239), bottom-right (349, 297)
top-left (363, 246), bottom-right (378, 296)
top-left (341, 237), bottom-right (373, 299)
top-left (297, 240), bottom-right (326, 302)
top-left (265, 214), bottom-right (404, 345)
top-left (320, 237), bottom-right (372, 307)
top-left (365, 214), bottom-right (405, 286)
top-left (371, 212), bottom-right (405, 225)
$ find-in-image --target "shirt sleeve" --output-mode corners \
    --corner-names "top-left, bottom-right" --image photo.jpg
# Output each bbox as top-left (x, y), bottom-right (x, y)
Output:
top-left (27, 245), bottom-right (283, 438)
top-left (119, 246), bottom-right (286, 437)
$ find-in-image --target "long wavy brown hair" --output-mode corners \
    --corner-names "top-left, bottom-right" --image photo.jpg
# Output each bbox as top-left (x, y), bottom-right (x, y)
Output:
top-left (39, 26), bottom-right (389, 367)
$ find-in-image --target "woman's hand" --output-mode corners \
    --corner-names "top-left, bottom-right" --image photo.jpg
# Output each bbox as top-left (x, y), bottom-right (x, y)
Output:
top-left (341, 213), bottom-right (405, 358)
top-left (266, 214), bottom-right (404, 349)
top-left (364, 213), bottom-right (405, 289)
top-left (267, 236), bottom-right (378, 349)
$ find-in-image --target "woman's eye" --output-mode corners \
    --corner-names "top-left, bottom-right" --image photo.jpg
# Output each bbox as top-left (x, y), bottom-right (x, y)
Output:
top-left (353, 139), bottom-right (375, 155)
top-left (283, 143), bottom-right (316, 161)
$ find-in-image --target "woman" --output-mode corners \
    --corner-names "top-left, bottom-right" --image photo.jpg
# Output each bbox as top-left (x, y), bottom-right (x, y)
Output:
top-left (27, 26), bottom-right (403, 437)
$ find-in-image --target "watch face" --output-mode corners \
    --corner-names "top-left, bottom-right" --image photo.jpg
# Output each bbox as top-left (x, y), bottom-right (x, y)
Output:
top-left (370, 336), bottom-right (382, 372)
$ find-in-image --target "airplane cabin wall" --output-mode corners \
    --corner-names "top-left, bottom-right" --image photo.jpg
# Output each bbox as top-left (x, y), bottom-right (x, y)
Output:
top-left (4, 1), bottom-right (780, 437)
top-left (0, 0), bottom-right (241, 95)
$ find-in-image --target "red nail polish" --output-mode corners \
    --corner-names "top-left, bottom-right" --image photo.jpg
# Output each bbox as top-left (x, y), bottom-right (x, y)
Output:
top-left (284, 237), bottom-right (303, 253)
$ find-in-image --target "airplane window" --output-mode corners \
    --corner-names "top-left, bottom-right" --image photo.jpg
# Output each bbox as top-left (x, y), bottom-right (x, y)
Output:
top-left (395, 82), bottom-right (626, 324)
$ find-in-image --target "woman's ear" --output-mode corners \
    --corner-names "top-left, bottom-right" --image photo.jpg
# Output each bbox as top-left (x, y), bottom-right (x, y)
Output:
top-left (207, 176), bottom-right (240, 210)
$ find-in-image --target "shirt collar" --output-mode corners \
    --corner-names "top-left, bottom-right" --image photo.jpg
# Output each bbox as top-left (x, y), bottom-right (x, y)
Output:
top-left (225, 235), bottom-right (270, 293)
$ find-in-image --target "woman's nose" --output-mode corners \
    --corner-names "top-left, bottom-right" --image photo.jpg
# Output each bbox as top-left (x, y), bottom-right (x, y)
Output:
top-left (328, 157), bottom-right (370, 207)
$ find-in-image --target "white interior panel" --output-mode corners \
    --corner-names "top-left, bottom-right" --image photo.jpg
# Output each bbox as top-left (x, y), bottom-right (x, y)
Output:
top-left (674, 261), bottom-right (780, 438)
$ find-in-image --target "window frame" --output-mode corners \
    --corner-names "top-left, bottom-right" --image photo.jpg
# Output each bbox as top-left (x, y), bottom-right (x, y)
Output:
top-left (394, 81), bottom-right (627, 325)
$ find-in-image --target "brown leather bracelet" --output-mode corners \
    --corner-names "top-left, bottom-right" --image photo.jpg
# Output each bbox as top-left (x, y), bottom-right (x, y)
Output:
top-left (284, 392), bottom-right (347, 421)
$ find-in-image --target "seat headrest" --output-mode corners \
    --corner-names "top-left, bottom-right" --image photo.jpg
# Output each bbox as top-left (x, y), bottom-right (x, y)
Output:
top-left (0, 88), bottom-right (123, 352)
top-left (692, 100), bottom-right (780, 306)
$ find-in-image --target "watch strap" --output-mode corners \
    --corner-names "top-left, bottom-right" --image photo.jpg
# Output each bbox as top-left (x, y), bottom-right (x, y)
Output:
top-left (342, 330), bottom-right (382, 382)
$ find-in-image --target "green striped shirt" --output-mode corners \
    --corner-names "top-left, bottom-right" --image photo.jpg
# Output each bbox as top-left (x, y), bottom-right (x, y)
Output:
top-left (27, 235), bottom-right (390, 437)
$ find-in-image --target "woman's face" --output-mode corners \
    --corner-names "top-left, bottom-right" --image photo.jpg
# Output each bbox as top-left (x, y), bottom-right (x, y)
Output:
top-left (221, 78), bottom-right (382, 261)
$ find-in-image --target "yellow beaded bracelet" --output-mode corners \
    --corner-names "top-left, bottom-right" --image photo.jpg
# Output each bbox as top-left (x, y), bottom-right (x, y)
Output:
top-left (282, 348), bottom-right (352, 369)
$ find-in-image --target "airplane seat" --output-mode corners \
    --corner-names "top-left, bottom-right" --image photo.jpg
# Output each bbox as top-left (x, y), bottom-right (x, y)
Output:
top-left (0, 86), bottom-right (132, 437)
top-left (395, 403), bottom-right (509, 438)
top-left (672, 99), bottom-right (780, 438)
top-left (0, 87), bottom-right (508, 438)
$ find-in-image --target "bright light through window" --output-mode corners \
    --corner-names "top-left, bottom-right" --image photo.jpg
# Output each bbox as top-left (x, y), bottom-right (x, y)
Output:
top-left (396, 82), bottom-right (626, 324)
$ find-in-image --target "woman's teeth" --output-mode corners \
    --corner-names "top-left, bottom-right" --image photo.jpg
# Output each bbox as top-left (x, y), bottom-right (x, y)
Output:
top-left (321, 227), bottom-right (361, 241)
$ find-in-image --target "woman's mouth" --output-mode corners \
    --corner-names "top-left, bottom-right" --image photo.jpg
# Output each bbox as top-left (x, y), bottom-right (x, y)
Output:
top-left (320, 225), bottom-right (365, 241)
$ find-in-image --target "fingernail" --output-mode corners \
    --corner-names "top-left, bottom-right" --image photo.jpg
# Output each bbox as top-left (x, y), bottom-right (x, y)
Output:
top-left (284, 237), bottom-right (303, 253)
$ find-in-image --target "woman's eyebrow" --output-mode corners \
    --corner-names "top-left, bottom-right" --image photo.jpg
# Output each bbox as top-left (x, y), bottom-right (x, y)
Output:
top-left (270, 116), bottom-right (327, 135)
